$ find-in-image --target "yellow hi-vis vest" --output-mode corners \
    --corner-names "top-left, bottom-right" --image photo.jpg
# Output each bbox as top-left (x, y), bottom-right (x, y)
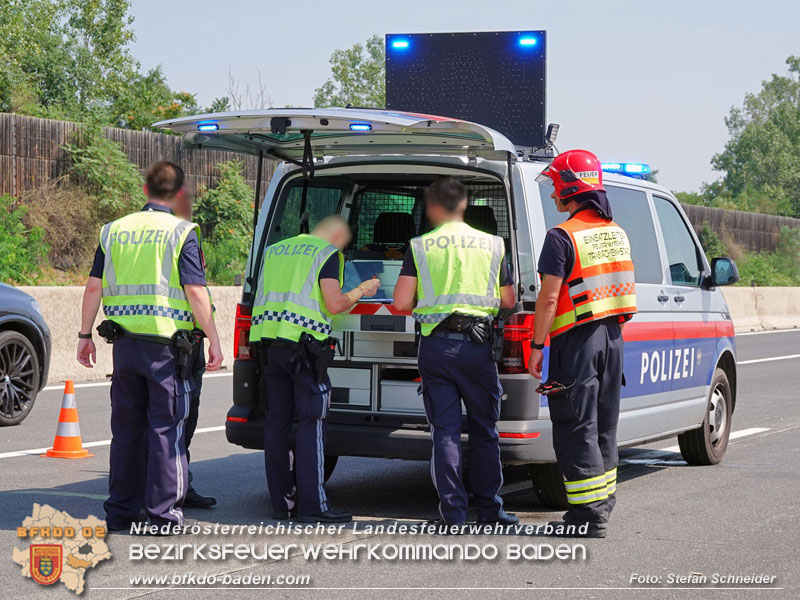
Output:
top-left (549, 210), bottom-right (637, 338)
top-left (250, 234), bottom-right (344, 343)
top-left (100, 210), bottom-right (199, 336)
top-left (410, 220), bottom-right (504, 336)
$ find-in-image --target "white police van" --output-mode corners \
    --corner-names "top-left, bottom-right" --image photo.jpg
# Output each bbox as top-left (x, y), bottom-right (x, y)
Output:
top-left (156, 108), bottom-right (740, 507)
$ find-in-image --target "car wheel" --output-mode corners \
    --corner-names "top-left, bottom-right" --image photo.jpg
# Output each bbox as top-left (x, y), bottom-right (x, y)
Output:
top-left (0, 330), bottom-right (41, 426)
top-left (678, 368), bottom-right (732, 465)
top-left (530, 463), bottom-right (569, 509)
top-left (324, 455), bottom-right (339, 482)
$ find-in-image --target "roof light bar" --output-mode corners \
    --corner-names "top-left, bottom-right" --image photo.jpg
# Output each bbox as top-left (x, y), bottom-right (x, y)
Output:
top-left (197, 122), bottom-right (219, 132)
top-left (349, 122), bottom-right (372, 132)
top-left (391, 40), bottom-right (409, 49)
top-left (519, 36), bottom-right (537, 46)
top-left (601, 162), bottom-right (651, 178)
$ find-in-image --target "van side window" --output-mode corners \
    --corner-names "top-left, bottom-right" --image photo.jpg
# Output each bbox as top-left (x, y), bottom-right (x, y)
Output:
top-left (538, 183), bottom-right (663, 284)
top-left (269, 183), bottom-right (343, 244)
top-left (653, 195), bottom-right (703, 287)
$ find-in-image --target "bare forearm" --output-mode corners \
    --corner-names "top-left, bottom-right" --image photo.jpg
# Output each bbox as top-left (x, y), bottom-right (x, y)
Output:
top-left (326, 287), bottom-right (364, 315)
top-left (533, 297), bottom-right (558, 344)
top-left (185, 285), bottom-right (220, 344)
top-left (80, 278), bottom-right (103, 334)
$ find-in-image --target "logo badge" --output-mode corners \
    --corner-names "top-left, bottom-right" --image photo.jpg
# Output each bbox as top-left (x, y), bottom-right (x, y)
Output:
top-left (30, 544), bottom-right (62, 585)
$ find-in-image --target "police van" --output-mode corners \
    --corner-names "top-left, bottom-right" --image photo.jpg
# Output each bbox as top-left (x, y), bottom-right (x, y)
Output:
top-left (155, 108), bottom-right (740, 507)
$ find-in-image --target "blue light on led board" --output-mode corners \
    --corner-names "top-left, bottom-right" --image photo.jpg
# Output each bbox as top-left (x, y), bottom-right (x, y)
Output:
top-left (391, 39), bottom-right (409, 49)
top-left (601, 162), bottom-right (651, 178)
top-left (197, 122), bottom-right (219, 132)
top-left (349, 122), bottom-right (372, 132)
top-left (519, 37), bottom-right (537, 46)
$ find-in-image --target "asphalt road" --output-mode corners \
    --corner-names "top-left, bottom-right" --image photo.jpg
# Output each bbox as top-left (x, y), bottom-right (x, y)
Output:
top-left (1, 329), bottom-right (798, 599)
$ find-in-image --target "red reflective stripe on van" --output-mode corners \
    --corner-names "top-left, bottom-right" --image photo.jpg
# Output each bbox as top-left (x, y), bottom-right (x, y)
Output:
top-left (227, 416), bottom-right (248, 423)
top-left (347, 303), bottom-right (412, 316)
top-left (623, 320), bottom-right (733, 342)
top-left (673, 321), bottom-right (727, 340)
top-left (622, 322), bottom-right (673, 341)
top-left (499, 432), bottom-right (540, 439)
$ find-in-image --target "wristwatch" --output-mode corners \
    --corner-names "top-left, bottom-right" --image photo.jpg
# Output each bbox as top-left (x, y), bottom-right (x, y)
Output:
top-left (530, 341), bottom-right (545, 350)
top-left (78, 332), bottom-right (92, 339)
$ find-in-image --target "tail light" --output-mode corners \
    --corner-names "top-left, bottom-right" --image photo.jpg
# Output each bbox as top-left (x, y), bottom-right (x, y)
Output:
top-left (234, 303), bottom-right (253, 360)
top-left (499, 312), bottom-right (536, 374)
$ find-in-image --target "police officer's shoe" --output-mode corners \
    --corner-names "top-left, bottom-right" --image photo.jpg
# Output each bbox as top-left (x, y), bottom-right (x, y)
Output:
top-left (271, 508), bottom-right (298, 521)
top-left (478, 509), bottom-right (519, 526)
top-left (183, 485), bottom-right (217, 509)
top-left (297, 508), bottom-right (352, 523)
top-left (547, 520), bottom-right (607, 538)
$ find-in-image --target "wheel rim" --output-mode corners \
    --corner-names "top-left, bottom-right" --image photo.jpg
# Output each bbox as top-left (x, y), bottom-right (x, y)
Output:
top-left (708, 384), bottom-right (728, 446)
top-left (0, 340), bottom-right (36, 419)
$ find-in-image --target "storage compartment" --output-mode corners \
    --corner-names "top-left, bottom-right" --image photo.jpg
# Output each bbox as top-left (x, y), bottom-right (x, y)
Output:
top-left (329, 367), bottom-right (371, 408)
top-left (353, 331), bottom-right (416, 359)
top-left (380, 379), bottom-right (423, 413)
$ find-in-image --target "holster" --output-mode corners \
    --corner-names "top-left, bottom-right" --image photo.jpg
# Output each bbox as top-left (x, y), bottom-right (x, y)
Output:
top-left (491, 319), bottom-right (505, 363)
top-left (96, 320), bottom-right (124, 343)
top-left (292, 333), bottom-right (337, 384)
top-left (173, 329), bottom-right (202, 380)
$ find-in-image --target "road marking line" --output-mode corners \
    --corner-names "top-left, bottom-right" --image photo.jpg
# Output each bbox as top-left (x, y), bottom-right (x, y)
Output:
top-left (737, 328), bottom-right (800, 336)
top-left (9, 490), bottom-right (107, 500)
top-left (621, 427), bottom-right (771, 462)
top-left (41, 371), bottom-right (233, 392)
top-left (737, 354), bottom-right (800, 365)
top-left (0, 425), bottom-right (227, 459)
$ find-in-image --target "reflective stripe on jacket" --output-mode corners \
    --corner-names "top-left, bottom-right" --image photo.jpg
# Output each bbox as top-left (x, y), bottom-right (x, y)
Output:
top-left (411, 220), bottom-right (504, 336)
top-left (550, 210), bottom-right (637, 338)
top-left (100, 210), bottom-right (198, 336)
top-left (251, 234), bottom-right (343, 343)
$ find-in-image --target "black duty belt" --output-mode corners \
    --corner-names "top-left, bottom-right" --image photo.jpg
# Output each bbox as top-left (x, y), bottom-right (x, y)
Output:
top-left (264, 339), bottom-right (299, 349)
top-left (429, 330), bottom-right (472, 341)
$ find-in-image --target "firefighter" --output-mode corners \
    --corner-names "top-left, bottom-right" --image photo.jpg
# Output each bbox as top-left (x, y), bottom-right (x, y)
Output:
top-left (251, 216), bottom-right (379, 523)
top-left (394, 177), bottom-right (517, 526)
top-left (530, 149), bottom-right (637, 538)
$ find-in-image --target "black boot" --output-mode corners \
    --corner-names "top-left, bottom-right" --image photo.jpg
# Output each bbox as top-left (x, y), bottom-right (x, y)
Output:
top-left (184, 484), bottom-right (217, 509)
top-left (478, 509), bottom-right (519, 525)
top-left (297, 508), bottom-right (352, 523)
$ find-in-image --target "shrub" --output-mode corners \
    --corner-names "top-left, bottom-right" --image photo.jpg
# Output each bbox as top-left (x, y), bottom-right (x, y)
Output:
top-left (22, 179), bottom-right (101, 271)
top-left (62, 122), bottom-right (145, 221)
top-left (0, 195), bottom-right (49, 284)
top-left (697, 222), bottom-right (726, 263)
top-left (193, 160), bottom-right (253, 284)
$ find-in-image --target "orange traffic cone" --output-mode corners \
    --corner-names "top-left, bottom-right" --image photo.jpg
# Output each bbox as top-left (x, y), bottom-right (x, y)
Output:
top-left (43, 381), bottom-right (93, 459)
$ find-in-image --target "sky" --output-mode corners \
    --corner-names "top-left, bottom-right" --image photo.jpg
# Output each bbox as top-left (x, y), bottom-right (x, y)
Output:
top-left (128, 0), bottom-right (800, 193)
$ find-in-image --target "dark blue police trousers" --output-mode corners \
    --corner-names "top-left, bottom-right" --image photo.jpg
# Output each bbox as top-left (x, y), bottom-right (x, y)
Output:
top-left (418, 334), bottom-right (505, 525)
top-left (104, 337), bottom-right (192, 528)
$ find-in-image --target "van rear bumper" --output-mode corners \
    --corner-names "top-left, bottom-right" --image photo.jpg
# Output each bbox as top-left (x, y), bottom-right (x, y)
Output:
top-left (225, 408), bottom-right (556, 464)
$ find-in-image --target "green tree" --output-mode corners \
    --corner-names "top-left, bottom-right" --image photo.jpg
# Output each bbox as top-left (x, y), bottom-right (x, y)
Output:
top-left (110, 66), bottom-right (199, 130)
top-left (0, 195), bottom-right (48, 284)
top-left (710, 56), bottom-right (800, 217)
top-left (193, 161), bottom-right (253, 284)
top-left (314, 35), bottom-right (385, 108)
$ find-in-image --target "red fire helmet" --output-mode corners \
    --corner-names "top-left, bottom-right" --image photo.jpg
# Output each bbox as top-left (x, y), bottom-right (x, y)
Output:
top-left (535, 149), bottom-right (605, 201)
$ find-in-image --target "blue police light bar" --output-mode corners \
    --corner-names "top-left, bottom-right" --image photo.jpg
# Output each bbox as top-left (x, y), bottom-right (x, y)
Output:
top-left (349, 122), bottom-right (372, 132)
top-left (197, 123), bottom-right (219, 132)
top-left (601, 162), bottom-right (651, 178)
top-left (519, 37), bottom-right (537, 46)
top-left (391, 40), bottom-right (409, 49)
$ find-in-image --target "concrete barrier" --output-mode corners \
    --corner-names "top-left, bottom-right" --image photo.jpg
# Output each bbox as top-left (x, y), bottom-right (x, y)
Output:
top-left (19, 286), bottom-right (241, 385)
top-left (14, 285), bottom-right (800, 385)
top-left (722, 287), bottom-right (800, 333)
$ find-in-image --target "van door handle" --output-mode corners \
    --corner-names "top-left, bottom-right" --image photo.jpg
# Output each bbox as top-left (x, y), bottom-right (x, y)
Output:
top-left (673, 295), bottom-right (685, 303)
top-left (657, 294), bottom-right (669, 303)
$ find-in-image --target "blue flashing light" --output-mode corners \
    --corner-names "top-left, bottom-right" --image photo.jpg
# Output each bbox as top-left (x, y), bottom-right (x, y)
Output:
top-left (519, 37), bottom-right (537, 46)
top-left (391, 39), bottom-right (409, 49)
top-left (349, 122), bottom-right (372, 132)
top-left (601, 162), bottom-right (651, 178)
top-left (197, 122), bottom-right (219, 132)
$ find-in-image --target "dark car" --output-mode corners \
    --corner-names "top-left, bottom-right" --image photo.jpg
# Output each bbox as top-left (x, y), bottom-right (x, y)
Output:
top-left (0, 283), bottom-right (51, 425)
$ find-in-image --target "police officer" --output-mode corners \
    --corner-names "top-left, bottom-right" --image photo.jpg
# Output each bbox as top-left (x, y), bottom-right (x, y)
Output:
top-left (173, 184), bottom-right (217, 509)
top-left (251, 216), bottom-right (379, 523)
top-left (394, 177), bottom-right (517, 526)
top-left (530, 149), bottom-right (637, 538)
top-left (77, 161), bottom-right (223, 531)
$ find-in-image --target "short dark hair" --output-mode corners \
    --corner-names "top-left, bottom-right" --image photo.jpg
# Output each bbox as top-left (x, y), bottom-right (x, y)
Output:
top-left (425, 177), bottom-right (467, 212)
top-left (145, 161), bottom-right (184, 200)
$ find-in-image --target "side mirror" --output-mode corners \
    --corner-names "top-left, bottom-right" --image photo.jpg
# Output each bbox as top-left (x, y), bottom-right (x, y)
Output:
top-left (710, 257), bottom-right (739, 286)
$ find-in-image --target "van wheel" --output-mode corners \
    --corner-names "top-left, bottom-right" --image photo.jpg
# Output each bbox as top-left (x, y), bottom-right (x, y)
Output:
top-left (0, 331), bottom-right (40, 426)
top-left (678, 368), bottom-right (732, 465)
top-left (530, 463), bottom-right (569, 509)
top-left (324, 455), bottom-right (339, 482)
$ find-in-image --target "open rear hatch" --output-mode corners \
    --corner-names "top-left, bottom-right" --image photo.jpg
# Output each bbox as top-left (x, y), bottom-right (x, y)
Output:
top-left (153, 108), bottom-right (516, 161)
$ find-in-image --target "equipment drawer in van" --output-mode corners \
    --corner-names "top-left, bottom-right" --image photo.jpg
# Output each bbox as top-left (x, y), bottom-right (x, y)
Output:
top-left (352, 331), bottom-right (417, 359)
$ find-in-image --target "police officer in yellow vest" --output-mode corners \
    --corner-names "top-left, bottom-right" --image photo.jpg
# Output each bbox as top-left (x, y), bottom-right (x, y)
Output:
top-left (252, 216), bottom-right (379, 523)
top-left (530, 150), bottom-right (637, 538)
top-left (77, 161), bottom-right (223, 531)
top-left (394, 178), bottom-right (517, 526)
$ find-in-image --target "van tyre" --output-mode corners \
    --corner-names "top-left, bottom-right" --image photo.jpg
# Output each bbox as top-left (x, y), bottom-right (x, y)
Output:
top-left (0, 330), bottom-right (40, 426)
top-left (678, 368), bottom-right (732, 465)
top-left (530, 463), bottom-right (569, 509)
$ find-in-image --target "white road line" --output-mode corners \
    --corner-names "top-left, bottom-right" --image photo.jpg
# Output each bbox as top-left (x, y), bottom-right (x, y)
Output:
top-left (0, 425), bottom-right (227, 459)
top-left (737, 328), bottom-right (800, 336)
top-left (737, 354), bottom-right (800, 365)
top-left (41, 371), bottom-right (233, 392)
top-left (623, 427), bottom-right (771, 461)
